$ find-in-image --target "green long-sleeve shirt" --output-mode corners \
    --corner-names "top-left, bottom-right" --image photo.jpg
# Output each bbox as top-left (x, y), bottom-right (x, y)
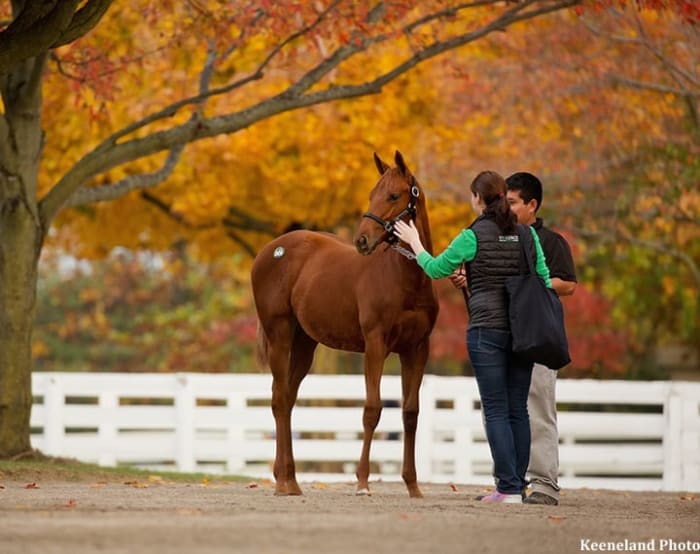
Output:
top-left (416, 226), bottom-right (552, 288)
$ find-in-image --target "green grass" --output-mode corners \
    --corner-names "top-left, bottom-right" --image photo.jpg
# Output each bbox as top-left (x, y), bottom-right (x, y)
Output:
top-left (0, 452), bottom-right (250, 483)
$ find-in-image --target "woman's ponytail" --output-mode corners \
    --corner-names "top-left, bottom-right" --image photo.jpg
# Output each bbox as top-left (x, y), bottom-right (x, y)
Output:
top-left (470, 171), bottom-right (517, 234)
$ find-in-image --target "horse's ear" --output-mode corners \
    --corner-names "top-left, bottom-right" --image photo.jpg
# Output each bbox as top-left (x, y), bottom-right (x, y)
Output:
top-left (394, 150), bottom-right (410, 177)
top-left (374, 152), bottom-right (390, 175)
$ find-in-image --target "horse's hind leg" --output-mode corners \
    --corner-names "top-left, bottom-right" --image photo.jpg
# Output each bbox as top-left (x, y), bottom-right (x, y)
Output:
top-left (399, 341), bottom-right (429, 499)
top-left (288, 327), bottom-right (317, 400)
top-left (268, 318), bottom-right (299, 495)
top-left (270, 322), bottom-right (317, 496)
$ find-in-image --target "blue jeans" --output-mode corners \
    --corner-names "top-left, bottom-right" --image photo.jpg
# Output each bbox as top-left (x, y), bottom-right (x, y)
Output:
top-left (468, 327), bottom-right (533, 494)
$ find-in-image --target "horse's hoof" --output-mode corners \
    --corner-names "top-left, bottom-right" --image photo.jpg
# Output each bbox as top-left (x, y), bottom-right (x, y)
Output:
top-left (408, 486), bottom-right (423, 499)
top-left (274, 482), bottom-right (303, 496)
top-left (355, 488), bottom-right (371, 496)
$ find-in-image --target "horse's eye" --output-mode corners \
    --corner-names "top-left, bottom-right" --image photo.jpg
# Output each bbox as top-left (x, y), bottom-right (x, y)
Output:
top-left (389, 193), bottom-right (400, 201)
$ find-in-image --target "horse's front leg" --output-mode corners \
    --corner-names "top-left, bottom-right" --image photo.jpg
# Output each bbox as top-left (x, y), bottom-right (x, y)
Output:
top-left (355, 334), bottom-right (386, 496)
top-left (399, 340), bottom-right (429, 498)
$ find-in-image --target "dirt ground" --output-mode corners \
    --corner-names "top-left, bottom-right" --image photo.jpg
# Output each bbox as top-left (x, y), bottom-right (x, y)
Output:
top-left (1, 476), bottom-right (698, 554)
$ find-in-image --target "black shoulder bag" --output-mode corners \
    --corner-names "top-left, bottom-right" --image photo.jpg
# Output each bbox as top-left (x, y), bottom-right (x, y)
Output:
top-left (504, 225), bottom-right (571, 370)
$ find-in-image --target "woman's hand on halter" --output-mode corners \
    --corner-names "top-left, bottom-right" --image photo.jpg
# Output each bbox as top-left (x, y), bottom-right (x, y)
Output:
top-left (394, 220), bottom-right (426, 258)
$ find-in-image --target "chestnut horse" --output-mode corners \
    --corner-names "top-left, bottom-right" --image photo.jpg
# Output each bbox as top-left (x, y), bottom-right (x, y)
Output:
top-left (250, 151), bottom-right (438, 498)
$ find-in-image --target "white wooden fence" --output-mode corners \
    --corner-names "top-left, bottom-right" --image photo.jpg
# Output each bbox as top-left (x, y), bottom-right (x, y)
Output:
top-left (30, 372), bottom-right (700, 492)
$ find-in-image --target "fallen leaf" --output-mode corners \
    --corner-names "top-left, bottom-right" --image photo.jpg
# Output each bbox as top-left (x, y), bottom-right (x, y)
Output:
top-left (449, 483), bottom-right (459, 492)
top-left (680, 494), bottom-right (696, 501)
top-left (124, 481), bottom-right (148, 488)
top-left (64, 499), bottom-right (77, 508)
top-left (24, 483), bottom-right (39, 489)
top-left (147, 475), bottom-right (164, 483)
top-left (0, 483), bottom-right (6, 489)
top-left (548, 515), bottom-right (567, 522)
top-left (312, 483), bottom-right (327, 490)
top-left (246, 482), bottom-right (259, 489)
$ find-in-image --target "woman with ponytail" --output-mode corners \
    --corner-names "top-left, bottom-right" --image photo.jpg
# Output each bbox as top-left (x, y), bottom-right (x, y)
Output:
top-left (395, 170), bottom-right (552, 504)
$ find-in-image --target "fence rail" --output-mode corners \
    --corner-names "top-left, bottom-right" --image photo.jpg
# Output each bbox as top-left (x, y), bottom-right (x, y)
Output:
top-left (30, 372), bottom-right (700, 492)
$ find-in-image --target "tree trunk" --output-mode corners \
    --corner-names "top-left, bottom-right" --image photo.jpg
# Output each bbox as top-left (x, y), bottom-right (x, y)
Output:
top-left (0, 205), bottom-right (41, 457)
top-left (0, 54), bottom-right (46, 457)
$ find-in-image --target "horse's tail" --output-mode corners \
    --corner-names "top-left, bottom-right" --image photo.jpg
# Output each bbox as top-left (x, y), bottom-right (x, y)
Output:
top-left (255, 319), bottom-right (270, 369)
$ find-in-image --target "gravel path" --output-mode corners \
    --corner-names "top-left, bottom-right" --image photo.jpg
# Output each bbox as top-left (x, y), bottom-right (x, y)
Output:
top-left (1, 478), bottom-right (698, 554)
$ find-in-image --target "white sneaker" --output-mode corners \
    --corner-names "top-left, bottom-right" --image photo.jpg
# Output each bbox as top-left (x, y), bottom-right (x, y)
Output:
top-left (480, 491), bottom-right (523, 504)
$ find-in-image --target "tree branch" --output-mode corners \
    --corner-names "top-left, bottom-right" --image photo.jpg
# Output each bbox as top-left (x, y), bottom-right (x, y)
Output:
top-left (64, 143), bottom-right (185, 207)
top-left (225, 229), bottom-right (258, 259)
top-left (38, 0), bottom-right (580, 224)
top-left (0, 0), bottom-right (78, 74)
top-left (608, 75), bottom-right (700, 98)
top-left (62, 30), bottom-right (224, 209)
top-left (632, 10), bottom-right (700, 91)
top-left (52, 0), bottom-right (113, 48)
top-left (572, 227), bottom-right (700, 287)
top-left (581, 10), bottom-right (700, 131)
top-left (140, 191), bottom-right (276, 259)
top-left (99, 0), bottom-right (343, 147)
top-left (404, 0), bottom-right (504, 33)
top-left (222, 207), bottom-right (278, 235)
top-left (140, 190), bottom-right (213, 230)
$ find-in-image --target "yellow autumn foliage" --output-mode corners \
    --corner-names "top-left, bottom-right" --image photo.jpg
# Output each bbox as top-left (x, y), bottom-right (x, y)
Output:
top-left (37, 1), bottom-right (698, 280)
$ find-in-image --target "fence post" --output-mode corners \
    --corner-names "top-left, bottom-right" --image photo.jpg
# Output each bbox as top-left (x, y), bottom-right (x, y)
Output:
top-left (43, 375), bottom-right (64, 457)
top-left (663, 385), bottom-right (682, 491)
top-left (416, 376), bottom-right (435, 481)
top-left (226, 390), bottom-right (246, 474)
top-left (175, 374), bottom-right (195, 472)
top-left (453, 391), bottom-right (473, 483)
top-left (98, 391), bottom-right (118, 467)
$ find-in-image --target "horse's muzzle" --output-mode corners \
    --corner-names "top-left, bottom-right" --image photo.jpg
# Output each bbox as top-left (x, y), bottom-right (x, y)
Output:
top-left (355, 234), bottom-right (374, 255)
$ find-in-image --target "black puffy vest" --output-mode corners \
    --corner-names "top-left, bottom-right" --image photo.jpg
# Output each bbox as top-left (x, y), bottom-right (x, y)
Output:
top-left (466, 216), bottom-right (534, 330)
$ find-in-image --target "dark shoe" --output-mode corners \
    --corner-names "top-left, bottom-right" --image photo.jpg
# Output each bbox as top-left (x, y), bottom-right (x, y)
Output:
top-left (523, 491), bottom-right (559, 505)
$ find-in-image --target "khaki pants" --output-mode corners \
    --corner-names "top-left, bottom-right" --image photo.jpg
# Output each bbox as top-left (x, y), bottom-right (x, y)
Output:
top-left (527, 363), bottom-right (560, 499)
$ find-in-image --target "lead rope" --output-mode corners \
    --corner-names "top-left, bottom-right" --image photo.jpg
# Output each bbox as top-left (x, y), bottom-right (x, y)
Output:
top-left (391, 242), bottom-right (417, 260)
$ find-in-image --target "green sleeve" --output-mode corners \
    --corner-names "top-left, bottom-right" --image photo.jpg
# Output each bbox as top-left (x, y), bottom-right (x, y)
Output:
top-left (416, 229), bottom-right (477, 279)
top-left (530, 226), bottom-right (552, 288)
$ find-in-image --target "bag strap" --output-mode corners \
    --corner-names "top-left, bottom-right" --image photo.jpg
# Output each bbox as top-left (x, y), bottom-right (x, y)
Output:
top-left (516, 224), bottom-right (536, 275)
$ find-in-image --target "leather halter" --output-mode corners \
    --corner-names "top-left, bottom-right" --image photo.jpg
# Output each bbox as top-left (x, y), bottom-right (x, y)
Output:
top-left (362, 175), bottom-right (420, 245)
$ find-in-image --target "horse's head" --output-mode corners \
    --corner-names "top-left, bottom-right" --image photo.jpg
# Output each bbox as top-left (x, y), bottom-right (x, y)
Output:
top-left (354, 151), bottom-right (423, 256)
